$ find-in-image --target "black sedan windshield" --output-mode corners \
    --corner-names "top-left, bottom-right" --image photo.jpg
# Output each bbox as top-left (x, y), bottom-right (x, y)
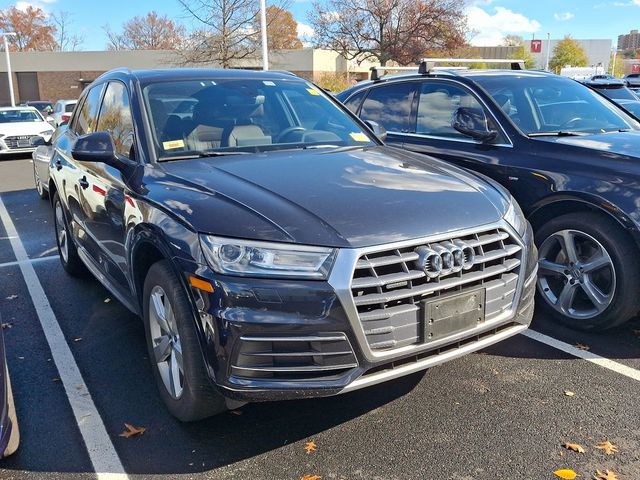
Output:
top-left (594, 86), bottom-right (638, 101)
top-left (472, 73), bottom-right (640, 135)
top-left (143, 78), bottom-right (375, 159)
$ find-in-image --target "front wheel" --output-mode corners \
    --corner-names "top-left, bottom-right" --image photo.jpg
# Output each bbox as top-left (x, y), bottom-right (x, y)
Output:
top-left (52, 192), bottom-right (85, 276)
top-left (33, 164), bottom-right (47, 200)
top-left (143, 260), bottom-right (227, 421)
top-left (535, 212), bottom-right (640, 330)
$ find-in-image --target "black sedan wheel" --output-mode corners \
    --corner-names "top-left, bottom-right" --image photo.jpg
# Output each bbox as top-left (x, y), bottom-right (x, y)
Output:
top-left (143, 260), bottom-right (227, 421)
top-left (33, 164), bottom-right (47, 200)
top-left (536, 213), bottom-right (640, 330)
top-left (52, 192), bottom-right (85, 276)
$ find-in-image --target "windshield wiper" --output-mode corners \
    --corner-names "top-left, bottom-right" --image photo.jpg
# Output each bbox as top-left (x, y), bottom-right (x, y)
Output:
top-left (159, 151), bottom-right (250, 161)
top-left (528, 131), bottom-right (590, 137)
top-left (301, 144), bottom-right (340, 149)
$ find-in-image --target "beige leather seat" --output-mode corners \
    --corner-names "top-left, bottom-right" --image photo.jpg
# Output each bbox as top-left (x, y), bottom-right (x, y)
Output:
top-left (226, 125), bottom-right (272, 147)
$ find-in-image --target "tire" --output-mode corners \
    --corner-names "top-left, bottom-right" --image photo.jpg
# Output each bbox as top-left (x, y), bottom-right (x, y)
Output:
top-left (142, 260), bottom-right (227, 421)
top-left (2, 366), bottom-right (19, 458)
top-left (33, 164), bottom-right (48, 200)
top-left (52, 192), bottom-right (85, 276)
top-left (535, 212), bottom-right (640, 331)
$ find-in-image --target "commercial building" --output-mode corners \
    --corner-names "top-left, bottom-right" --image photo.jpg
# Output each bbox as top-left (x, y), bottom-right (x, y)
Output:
top-left (0, 49), bottom-right (379, 104)
top-left (618, 30), bottom-right (640, 51)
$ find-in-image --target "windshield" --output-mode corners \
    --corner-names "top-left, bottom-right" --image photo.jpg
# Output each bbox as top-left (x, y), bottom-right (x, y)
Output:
top-left (472, 74), bottom-right (640, 135)
top-left (596, 86), bottom-right (638, 101)
top-left (143, 78), bottom-right (376, 159)
top-left (0, 109), bottom-right (44, 123)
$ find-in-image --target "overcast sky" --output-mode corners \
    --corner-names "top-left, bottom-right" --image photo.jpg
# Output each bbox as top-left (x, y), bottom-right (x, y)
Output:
top-left (2, 0), bottom-right (639, 51)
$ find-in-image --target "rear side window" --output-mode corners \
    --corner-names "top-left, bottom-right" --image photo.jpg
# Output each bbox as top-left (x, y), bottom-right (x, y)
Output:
top-left (74, 85), bottom-right (104, 136)
top-left (360, 83), bottom-right (417, 132)
top-left (97, 82), bottom-right (135, 159)
top-left (65, 103), bottom-right (76, 113)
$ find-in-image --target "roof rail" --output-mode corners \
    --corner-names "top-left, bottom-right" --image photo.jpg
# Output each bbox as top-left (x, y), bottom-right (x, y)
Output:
top-left (418, 58), bottom-right (526, 73)
top-left (369, 66), bottom-right (424, 81)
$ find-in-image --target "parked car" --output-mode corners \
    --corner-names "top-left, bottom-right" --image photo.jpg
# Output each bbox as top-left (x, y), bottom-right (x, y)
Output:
top-left (0, 107), bottom-right (55, 156)
top-left (51, 99), bottom-right (77, 126)
top-left (48, 68), bottom-right (536, 421)
top-left (25, 100), bottom-right (54, 115)
top-left (32, 124), bottom-right (66, 199)
top-left (624, 73), bottom-right (640, 88)
top-left (582, 77), bottom-right (640, 118)
top-left (0, 313), bottom-right (19, 458)
top-left (338, 64), bottom-right (640, 331)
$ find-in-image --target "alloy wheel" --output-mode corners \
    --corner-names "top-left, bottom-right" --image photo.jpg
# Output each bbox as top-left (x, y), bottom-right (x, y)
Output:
top-left (34, 169), bottom-right (43, 196)
top-left (148, 286), bottom-right (184, 399)
top-left (55, 201), bottom-right (69, 263)
top-left (537, 229), bottom-right (615, 320)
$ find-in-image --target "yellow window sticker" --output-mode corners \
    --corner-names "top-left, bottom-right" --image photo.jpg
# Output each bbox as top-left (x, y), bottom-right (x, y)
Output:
top-left (306, 88), bottom-right (320, 96)
top-left (163, 139), bottom-right (185, 150)
top-left (350, 132), bottom-right (370, 142)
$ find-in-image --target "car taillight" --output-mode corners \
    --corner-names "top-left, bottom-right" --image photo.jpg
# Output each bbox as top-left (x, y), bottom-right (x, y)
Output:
top-left (61, 114), bottom-right (70, 122)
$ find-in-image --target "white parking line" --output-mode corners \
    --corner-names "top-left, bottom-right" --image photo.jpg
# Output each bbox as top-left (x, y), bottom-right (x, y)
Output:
top-left (523, 329), bottom-right (640, 382)
top-left (0, 196), bottom-right (129, 480)
top-left (0, 255), bottom-right (57, 269)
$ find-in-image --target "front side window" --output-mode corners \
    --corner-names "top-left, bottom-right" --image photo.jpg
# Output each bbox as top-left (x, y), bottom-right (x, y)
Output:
top-left (0, 109), bottom-right (44, 123)
top-left (343, 89), bottom-right (367, 114)
top-left (142, 78), bottom-right (375, 159)
top-left (360, 83), bottom-right (417, 133)
top-left (415, 82), bottom-right (487, 138)
top-left (74, 85), bottom-right (104, 136)
top-left (97, 82), bottom-right (135, 159)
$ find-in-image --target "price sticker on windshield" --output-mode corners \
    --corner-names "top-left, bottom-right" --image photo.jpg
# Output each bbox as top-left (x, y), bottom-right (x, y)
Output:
top-left (163, 139), bottom-right (185, 150)
top-left (350, 132), bottom-right (370, 142)
top-left (306, 88), bottom-right (321, 96)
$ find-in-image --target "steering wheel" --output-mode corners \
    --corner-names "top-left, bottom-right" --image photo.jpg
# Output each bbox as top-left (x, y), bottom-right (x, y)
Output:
top-left (558, 117), bottom-right (583, 130)
top-left (276, 126), bottom-right (305, 142)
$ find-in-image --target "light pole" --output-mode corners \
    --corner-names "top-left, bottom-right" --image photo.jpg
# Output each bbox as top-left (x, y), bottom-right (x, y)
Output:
top-left (1, 32), bottom-right (16, 107)
top-left (259, 0), bottom-right (268, 70)
top-left (545, 33), bottom-right (551, 71)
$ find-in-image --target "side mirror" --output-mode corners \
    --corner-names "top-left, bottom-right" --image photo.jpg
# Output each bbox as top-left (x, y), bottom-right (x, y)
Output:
top-left (452, 107), bottom-right (498, 142)
top-left (72, 131), bottom-right (117, 165)
top-left (364, 120), bottom-right (387, 142)
top-left (46, 116), bottom-right (56, 126)
top-left (30, 136), bottom-right (48, 147)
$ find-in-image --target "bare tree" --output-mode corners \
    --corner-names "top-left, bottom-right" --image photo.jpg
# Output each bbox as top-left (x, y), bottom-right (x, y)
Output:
top-left (105, 11), bottom-right (186, 50)
top-left (308, 0), bottom-right (467, 66)
top-left (502, 35), bottom-right (524, 47)
top-left (51, 11), bottom-right (84, 51)
top-left (0, 5), bottom-right (58, 51)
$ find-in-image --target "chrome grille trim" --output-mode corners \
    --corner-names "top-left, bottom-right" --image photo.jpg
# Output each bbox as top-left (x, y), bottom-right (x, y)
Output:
top-left (327, 221), bottom-right (526, 360)
top-left (4, 135), bottom-right (33, 150)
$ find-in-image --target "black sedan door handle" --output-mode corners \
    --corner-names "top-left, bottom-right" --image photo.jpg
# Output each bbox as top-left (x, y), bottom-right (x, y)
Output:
top-left (55, 160), bottom-right (62, 171)
top-left (79, 176), bottom-right (89, 190)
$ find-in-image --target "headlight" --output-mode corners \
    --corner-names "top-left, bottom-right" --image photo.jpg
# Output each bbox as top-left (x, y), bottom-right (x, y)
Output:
top-left (199, 235), bottom-right (337, 279)
top-left (504, 198), bottom-right (527, 236)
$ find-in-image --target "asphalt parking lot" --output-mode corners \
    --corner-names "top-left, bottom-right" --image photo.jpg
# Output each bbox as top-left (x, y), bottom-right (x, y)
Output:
top-left (1, 156), bottom-right (640, 480)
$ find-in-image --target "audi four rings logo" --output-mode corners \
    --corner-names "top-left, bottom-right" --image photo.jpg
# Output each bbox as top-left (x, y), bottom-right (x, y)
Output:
top-left (415, 241), bottom-right (476, 278)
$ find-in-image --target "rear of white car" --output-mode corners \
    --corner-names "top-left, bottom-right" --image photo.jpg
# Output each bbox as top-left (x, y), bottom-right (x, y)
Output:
top-left (0, 107), bottom-right (55, 155)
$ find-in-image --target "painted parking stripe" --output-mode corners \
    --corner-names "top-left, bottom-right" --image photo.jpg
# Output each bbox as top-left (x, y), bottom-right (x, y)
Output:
top-left (0, 196), bottom-right (129, 480)
top-left (523, 329), bottom-right (640, 382)
top-left (0, 255), bottom-right (58, 269)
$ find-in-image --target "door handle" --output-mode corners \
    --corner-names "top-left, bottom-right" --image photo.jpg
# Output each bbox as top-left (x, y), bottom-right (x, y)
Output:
top-left (55, 160), bottom-right (62, 171)
top-left (79, 176), bottom-right (89, 190)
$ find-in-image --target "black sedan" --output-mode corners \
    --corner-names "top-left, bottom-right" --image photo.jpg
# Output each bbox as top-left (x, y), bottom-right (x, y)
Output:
top-left (338, 68), bottom-right (640, 331)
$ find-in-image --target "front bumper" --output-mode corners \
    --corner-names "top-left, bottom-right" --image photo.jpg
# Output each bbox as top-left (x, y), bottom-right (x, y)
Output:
top-left (186, 221), bottom-right (537, 402)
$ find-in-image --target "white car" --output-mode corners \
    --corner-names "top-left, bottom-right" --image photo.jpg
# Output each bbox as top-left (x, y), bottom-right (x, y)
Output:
top-left (0, 107), bottom-right (55, 156)
top-left (51, 99), bottom-right (77, 127)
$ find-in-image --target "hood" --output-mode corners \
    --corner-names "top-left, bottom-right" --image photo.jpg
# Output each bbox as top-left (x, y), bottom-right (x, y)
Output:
top-left (0, 121), bottom-right (53, 137)
top-left (154, 146), bottom-right (510, 248)
top-left (533, 131), bottom-right (640, 159)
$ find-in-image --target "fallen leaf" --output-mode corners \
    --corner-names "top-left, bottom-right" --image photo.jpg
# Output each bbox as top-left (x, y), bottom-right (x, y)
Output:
top-left (73, 337), bottom-right (82, 342)
top-left (300, 476), bottom-right (321, 480)
top-left (575, 343), bottom-right (590, 351)
top-left (304, 440), bottom-right (317, 454)
top-left (104, 298), bottom-right (111, 303)
top-left (594, 470), bottom-right (618, 480)
top-left (633, 329), bottom-right (640, 336)
top-left (52, 378), bottom-right (60, 382)
top-left (564, 390), bottom-right (575, 397)
top-left (118, 423), bottom-right (146, 438)
top-left (230, 410), bottom-right (242, 416)
top-left (595, 440), bottom-right (618, 455)
top-left (5, 295), bottom-right (17, 300)
top-left (563, 442), bottom-right (586, 454)
top-left (1, 322), bottom-right (13, 329)
top-left (554, 469), bottom-right (579, 479)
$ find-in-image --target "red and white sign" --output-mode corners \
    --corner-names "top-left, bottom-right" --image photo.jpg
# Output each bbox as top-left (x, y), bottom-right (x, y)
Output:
top-left (632, 64), bottom-right (640, 74)
top-left (530, 40), bottom-right (542, 53)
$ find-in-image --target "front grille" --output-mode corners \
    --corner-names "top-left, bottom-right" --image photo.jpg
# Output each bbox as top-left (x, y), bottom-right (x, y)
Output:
top-left (350, 228), bottom-right (522, 351)
top-left (231, 334), bottom-right (358, 381)
top-left (4, 135), bottom-right (33, 150)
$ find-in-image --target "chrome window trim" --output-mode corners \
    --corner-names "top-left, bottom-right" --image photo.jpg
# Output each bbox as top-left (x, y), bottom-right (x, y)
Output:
top-left (327, 219), bottom-right (527, 363)
top-left (352, 77), bottom-right (514, 147)
top-left (399, 131), bottom-right (514, 149)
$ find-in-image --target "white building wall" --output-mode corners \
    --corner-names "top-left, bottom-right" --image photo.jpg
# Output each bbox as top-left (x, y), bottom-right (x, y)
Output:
top-left (529, 39), bottom-right (612, 71)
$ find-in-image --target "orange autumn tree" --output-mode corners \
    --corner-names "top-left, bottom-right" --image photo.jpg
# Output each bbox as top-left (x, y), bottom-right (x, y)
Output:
top-left (253, 5), bottom-right (303, 50)
top-left (0, 5), bottom-right (58, 51)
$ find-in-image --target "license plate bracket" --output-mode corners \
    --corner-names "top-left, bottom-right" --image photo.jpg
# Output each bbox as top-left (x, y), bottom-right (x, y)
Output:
top-left (422, 288), bottom-right (485, 342)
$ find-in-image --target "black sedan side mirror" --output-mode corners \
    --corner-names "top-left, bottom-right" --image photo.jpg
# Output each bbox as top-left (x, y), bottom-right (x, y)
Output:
top-left (72, 131), bottom-right (117, 165)
top-left (452, 107), bottom-right (498, 142)
top-left (364, 120), bottom-right (387, 142)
